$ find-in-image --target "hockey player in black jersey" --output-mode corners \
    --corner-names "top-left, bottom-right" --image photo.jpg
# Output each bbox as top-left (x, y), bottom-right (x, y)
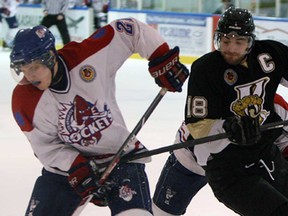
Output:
top-left (153, 7), bottom-right (288, 216)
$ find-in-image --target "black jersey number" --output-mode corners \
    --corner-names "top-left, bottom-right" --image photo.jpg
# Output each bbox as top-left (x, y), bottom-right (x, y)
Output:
top-left (187, 96), bottom-right (208, 118)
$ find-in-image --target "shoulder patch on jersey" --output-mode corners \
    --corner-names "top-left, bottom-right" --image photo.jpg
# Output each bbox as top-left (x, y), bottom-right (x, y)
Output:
top-left (12, 84), bottom-right (44, 132)
top-left (90, 25), bottom-right (114, 41)
top-left (14, 111), bottom-right (25, 127)
top-left (224, 69), bottom-right (237, 85)
top-left (79, 65), bottom-right (96, 82)
top-left (92, 27), bottom-right (107, 39)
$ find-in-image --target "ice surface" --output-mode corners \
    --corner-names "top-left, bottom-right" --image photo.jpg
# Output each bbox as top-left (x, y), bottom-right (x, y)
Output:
top-left (3, 49), bottom-right (287, 216)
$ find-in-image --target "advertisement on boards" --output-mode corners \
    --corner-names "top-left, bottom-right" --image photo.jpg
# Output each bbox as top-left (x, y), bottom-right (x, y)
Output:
top-left (146, 14), bottom-right (213, 57)
top-left (254, 18), bottom-right (288, 46)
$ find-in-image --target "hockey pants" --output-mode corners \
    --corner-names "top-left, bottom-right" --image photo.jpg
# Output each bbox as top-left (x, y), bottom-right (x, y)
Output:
top-left (206, 145), bottom-right (288, 216)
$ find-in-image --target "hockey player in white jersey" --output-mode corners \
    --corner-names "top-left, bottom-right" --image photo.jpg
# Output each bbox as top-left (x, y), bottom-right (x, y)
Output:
top-left (9, 18), bottom-right (189, 216)
top-left (0, 0), bottom-right (19, 48)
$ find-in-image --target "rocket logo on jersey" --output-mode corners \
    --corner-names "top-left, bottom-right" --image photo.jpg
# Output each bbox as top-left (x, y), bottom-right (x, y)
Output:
top-left (59, 95), bottom-right (113, 146)
top-left (231, 77), bottom-right (270, 122)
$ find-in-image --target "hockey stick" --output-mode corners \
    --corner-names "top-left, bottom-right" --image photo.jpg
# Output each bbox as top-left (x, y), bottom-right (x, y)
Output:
top-left (100, 87), bottom-right (167, 183)
top-left (122, 119), bottom-right (288, 163)
top-left (72, 88), bottom-right (167, 216)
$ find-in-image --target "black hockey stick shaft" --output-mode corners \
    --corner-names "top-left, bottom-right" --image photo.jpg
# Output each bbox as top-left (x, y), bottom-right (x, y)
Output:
top-left (259, 119), bottom-right (288, 131)
top-left (123, 132), bottom-right (230, 162)
top-left (99, 88), bottom-right (167, 184)
top-left (123, 119), bottom-right (288, 162)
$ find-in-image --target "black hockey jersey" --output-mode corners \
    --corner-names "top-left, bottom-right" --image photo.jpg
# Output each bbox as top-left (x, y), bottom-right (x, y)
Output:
top-left (185, 40), bottom-right (288, 166)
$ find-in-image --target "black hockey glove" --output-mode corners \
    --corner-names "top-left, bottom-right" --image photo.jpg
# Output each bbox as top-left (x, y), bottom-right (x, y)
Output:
top-left (68, 155), bottom-right (114, 206)
top-left (223, 115), bottom-right (261, 145)
top-left (149, 46), bottom-right (189, 92)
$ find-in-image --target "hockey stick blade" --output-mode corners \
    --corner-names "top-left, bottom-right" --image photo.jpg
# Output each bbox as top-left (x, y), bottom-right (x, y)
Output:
top-left (123, 119), bottom-right (288, 163)
top-left (71, 88), bottom-right (167, 216)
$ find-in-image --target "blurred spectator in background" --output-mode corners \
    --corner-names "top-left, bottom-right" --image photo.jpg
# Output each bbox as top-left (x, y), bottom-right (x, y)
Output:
top-left (22, 0), bottom-right (41, 3)
top-left (68, 0), bottom-right (89, 8)
top-left (213, 0), bottom-right (234, 14)
top-left (68, 0), bottom-right (108, 30)
top-left (88, 0), bottom-right (109, 29)
top-left (0, 0), bottom-right (20, 49)
top-left (41, 0), bottom-right (71, 45)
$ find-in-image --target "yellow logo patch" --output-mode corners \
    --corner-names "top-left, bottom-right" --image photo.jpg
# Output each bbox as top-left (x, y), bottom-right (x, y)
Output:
top-left (79, 65), bottom-right (96, 82)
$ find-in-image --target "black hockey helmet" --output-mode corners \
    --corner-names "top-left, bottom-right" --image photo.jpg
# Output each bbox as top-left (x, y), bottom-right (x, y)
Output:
top-left (217, 7), bottom-right (255, 36)
top-left (214, 7), bottom-right (255, 52)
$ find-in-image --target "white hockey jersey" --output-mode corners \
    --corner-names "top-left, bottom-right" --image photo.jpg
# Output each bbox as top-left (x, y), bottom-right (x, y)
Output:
top-left (12, 18), bottom-right (170, 175)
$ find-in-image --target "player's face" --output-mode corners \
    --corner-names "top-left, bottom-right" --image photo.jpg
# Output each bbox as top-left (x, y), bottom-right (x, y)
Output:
top-left (219, 35), bottom-right (250, 65)
top-left (20, 62), bottom-right (52, 90)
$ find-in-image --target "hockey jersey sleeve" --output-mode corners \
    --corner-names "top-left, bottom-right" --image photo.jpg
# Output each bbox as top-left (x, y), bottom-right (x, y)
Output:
top-left (103, 17), bottom-right (170, 75)
top-left (110, 17), bottom-right (170, 60)
top-left (12, 84), bottom-right (79, 173)
top-left (274, 94), bottom-right (288, 154)
top-left (184, 54), bottom-right (232, 165)
top-left (59, 17), bottom-right (170, 78)
top-left (185, 54), bottom-right (229, 136)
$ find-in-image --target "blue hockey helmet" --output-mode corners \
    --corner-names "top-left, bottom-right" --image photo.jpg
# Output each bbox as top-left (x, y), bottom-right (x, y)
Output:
top-left (214, 7), bottom-right (255, 52)
top-left (10, 25), bottom-right (56, 77)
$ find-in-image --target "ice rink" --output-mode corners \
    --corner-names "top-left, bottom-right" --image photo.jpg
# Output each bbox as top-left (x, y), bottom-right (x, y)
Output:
top-left (2, 49), bottom-right (287, 216)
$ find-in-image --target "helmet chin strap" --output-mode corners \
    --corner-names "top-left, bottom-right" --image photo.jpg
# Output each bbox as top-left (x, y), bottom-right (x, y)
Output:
top-left (49, 56), bottom-right (62, 87)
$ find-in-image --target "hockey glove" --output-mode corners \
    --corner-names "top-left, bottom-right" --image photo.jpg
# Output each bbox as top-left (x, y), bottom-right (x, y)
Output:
top-left (149, 46), bottom-right (189, 92)
top-left (223, 115), bottom-right (261, 145)
top-left (68, 155), bottom-right (113, 206)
